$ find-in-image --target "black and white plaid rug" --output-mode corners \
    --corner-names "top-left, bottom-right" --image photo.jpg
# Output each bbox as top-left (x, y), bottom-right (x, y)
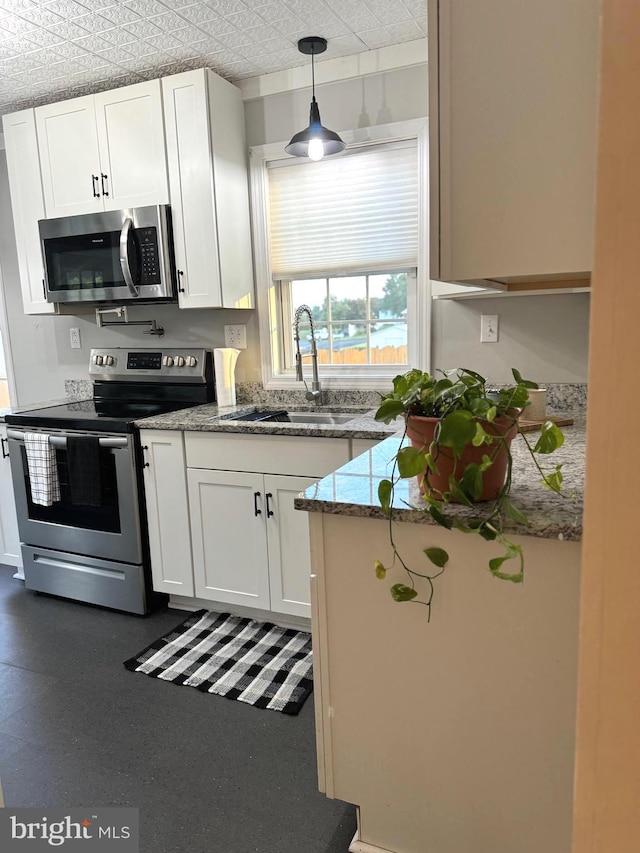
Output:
top-left (124, 610), bottom-right (313, 715)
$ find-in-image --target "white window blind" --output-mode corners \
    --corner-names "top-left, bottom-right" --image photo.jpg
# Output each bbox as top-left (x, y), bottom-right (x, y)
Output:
top-left (267, 142), bottom-right (419, 278)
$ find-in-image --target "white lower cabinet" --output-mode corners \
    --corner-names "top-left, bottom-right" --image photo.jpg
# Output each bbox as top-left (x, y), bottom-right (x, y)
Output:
top-left (0, 424), bottom-right (22, 568)
top-left (141, 428), bottom-right (368, 620)
top-left (264, 474), bottom-right (317, 618)
top-left (140, 430), bottom-right (193, 596)
top-left (187, 469), bottom-right (315, 618)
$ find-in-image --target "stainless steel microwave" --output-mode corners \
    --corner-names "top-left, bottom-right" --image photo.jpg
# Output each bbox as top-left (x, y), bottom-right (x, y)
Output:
top-left (39, 205), bottom-right (176, 305)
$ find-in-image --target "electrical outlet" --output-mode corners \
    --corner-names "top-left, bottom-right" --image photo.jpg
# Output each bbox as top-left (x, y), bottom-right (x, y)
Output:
top-left (69, 327), bottom-right (82, 349)
top-left (224, 324), bottom-right (247, 349)
top-left (480, 314), bottom-right (499, 343)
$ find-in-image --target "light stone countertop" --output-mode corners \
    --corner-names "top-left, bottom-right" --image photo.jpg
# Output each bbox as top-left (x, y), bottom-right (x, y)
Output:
top-left (295, 419), bottom-right (586, 542)
top-left (134, 403), bottom-right (399, 440)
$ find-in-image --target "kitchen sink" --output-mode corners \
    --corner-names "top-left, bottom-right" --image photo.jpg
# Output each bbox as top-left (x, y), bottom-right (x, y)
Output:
top-left (285, 411), bottom-right (358, 425)
top-left (229, 409), bottom-right (360, 425)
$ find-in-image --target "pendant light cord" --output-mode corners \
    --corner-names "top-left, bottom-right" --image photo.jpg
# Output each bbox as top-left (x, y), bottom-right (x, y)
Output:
top-left (311, 45), bottom-right (316, 100)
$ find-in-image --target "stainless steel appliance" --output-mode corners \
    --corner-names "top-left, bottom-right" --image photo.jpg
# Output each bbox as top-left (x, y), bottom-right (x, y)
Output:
top-left (5, 348), bottom-right (215, 614)
top-left (39, 205), bottom-right (176, 304)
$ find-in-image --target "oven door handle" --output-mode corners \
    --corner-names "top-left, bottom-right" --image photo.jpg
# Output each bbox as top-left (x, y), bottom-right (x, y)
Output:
top-left (119, 217), bottom-right (139, 298)
top-left (6, 429), bottom-right (128, 449)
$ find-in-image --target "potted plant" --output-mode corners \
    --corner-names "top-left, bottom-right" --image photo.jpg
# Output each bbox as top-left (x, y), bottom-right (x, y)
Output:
top-left (373, 367), bottom-right (565, 618)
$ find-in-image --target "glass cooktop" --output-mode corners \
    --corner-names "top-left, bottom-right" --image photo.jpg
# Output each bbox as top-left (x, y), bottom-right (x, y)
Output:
top-left (5, 398), bottom-right (192, 434)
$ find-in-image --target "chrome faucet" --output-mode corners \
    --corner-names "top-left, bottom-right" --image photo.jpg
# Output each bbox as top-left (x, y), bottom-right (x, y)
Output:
top-left (293, 304), bottom-right (322, 404)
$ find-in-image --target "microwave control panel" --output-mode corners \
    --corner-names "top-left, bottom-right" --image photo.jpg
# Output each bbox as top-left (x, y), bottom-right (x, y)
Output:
top-left (136, 227), bottom-right (160, 284)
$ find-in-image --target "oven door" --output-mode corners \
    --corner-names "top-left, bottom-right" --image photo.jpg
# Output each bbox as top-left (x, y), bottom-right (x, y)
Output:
top-left (7, 429), bottom-right (143, 565)
top-left (39, 205), bottom-right (175, 304)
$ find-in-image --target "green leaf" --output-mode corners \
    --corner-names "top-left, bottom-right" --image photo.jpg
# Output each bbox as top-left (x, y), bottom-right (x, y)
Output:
top-left (542, 465), bottom-right (564, 493)
top-left (460, 463), bottom-right (483, 501)
top-left (429, 505), bottom-right (453, 529)
top-left (437, 410), bottom-right (477, 455)
top-left (424, 547), bottom-right (449, 569)
top-left (503, 498), bottom-right (529, 526)
top-left (378, 479), bottom-right (393, 515)
top-left (486, 406), bottom-right (497, 423)
top-left (374, 560), bottom-right (387, 580)
top-left (472, 422), bottom-right (489, 447)
top-left (533, 421), bottom-right (565, 454)
top-left (488, 544), bottom-right (524, 583)
top-left (511, 368), bottom-right (538, 389)
top-left (374, 398), bottom-right (406, 424)
top-left (396, 445), bottom-right (427, 479)
top-left (448, 480), bottom-right (474, 507)
top-left (479, 454), bottom-right (494, 472)
top-left (390, 583), bottom-right (418, 602)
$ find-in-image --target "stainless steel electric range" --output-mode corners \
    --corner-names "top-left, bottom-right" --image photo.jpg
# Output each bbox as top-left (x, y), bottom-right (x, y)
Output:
top-left (5, 348), bottom-right (215, 614)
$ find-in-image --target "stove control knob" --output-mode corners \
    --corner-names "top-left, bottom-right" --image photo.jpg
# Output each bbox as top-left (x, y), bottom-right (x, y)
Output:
top-left (175, 356), bottom-right (186, 368)
top-left (186, 356), bottom-right (197, 368)
top-left (94, 355), bottom-right (103, 366)
top-left (162, 356), bottom-right (174, 367)
top-left (104, 355), bottom-right (115, 366)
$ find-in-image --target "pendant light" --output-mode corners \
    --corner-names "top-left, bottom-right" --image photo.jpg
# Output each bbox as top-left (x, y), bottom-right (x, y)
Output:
top-left (285, 36), bottom-right (346, 161)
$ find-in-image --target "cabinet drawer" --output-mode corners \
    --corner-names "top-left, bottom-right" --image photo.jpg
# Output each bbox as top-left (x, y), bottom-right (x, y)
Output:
top-left (185, 432), bottom-right (349, 478)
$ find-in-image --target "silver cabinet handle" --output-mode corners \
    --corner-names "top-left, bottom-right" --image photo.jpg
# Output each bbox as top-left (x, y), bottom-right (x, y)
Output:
top-left (119, 217), bottom-right (139, 298)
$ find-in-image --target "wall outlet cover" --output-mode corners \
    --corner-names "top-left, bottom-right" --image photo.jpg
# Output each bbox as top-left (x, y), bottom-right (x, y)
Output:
top-left (224, 324), bottom-right (247, 349)
top-left (69, 327), bottom-right (81, 349)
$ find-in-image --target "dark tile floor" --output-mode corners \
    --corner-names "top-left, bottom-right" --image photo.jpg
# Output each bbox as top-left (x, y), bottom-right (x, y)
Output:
top-left (0, 565), bottom-right (356, 853)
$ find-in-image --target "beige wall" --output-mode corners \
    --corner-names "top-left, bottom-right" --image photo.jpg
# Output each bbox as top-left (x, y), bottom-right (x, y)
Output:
top-left (0, 61), bottom-right (589, 404)
top-left (432, 293), bottom-right (590, 383)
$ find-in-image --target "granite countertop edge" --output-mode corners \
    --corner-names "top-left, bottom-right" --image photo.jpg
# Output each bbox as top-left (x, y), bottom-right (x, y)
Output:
top-left (294, 421), bottom-right (586, 543)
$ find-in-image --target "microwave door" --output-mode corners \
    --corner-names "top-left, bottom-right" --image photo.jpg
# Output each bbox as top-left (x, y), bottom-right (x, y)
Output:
top-left (119, 218), bottom-right (139, 298)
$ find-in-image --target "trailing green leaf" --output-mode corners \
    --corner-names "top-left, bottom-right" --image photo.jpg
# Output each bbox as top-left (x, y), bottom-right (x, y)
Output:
top-left (502, 498), bottom-right (529, 526)
top-left (534, 420), bottom-right (565, 454)
top-left (390, 583), bottom-right (418, 602)
top-left (424, 547), bottom-right (449, 569)
top-left (542, 465), bottom-right (564, 493)
top-left (397, 445), bottom-right (428, 479)
top-left (460, 463), bottom-right (483, 501)
top-left (374, 560), bottom-right (387, 580)
top-left (438, 410), bottom-right (477, 455)
top-left (378, 479), bottom-right (393, 515)
top-left (375, 398), bottom-right (407, 424)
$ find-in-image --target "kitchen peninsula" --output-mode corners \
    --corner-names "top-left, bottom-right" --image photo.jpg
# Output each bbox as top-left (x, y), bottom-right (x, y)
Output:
top-left (297, 423), bottom-right (584, 853)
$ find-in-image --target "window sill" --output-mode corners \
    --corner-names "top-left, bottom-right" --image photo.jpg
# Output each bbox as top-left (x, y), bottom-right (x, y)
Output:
top-left (265, 373), bottom-right (400, 391)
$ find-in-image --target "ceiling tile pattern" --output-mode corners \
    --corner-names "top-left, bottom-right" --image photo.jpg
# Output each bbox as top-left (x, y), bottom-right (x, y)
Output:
top-left (0, 0), bottom-right (426, 117)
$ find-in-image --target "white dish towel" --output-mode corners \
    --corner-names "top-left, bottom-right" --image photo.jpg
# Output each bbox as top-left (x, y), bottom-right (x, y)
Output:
top-left (24, 432), bottom-right (61, 506)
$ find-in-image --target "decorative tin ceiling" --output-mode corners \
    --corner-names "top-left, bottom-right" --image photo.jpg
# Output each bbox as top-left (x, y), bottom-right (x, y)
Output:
top-left (0, 0), bottom-right (426, 117)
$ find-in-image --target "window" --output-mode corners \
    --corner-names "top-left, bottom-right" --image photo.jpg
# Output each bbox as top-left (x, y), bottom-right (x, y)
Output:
top-left (279, 272), bottom-right (411, 370)
top-left (250, 120), bottom-right (429, 388)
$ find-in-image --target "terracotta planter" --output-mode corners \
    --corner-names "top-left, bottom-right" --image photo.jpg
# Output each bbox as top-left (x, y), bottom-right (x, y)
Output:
top-left (406, 414), bottom-right (519, 502)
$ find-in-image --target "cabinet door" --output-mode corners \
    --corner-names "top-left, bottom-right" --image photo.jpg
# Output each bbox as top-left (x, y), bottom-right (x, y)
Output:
top-left (264, 474), bottom-right (315, 618)
top-left (163, 70), bottom-right (223, 309)
top-left (2, 109), bottom-right (55, 315)
top-left (36, 95), bottom-right (103, 217)
top-left (430, 0), bottom-right (599, 283)
top-left (140, 430), bottom-right (193, 596)
top-left (0, 425), bottom-right (22, 568)
top-left (187, 468), bottom-right (271, 609)
top-left (94, 81), bottom-right (169, 211)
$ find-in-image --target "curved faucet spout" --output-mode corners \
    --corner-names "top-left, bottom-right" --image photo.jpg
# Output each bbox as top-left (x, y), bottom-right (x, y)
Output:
top-left (293, 304), bottom-right (322, 404)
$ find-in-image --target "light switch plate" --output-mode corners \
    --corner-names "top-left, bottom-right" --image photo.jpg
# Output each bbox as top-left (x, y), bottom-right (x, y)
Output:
top-left (224, 324), bottom-right (247, 349)
top-left (480, 314), bottom-right (499, 343)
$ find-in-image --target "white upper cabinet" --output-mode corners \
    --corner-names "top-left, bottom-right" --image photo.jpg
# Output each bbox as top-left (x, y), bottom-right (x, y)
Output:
top-left (162, 68), bottom-right (254, 310)
top-left (2, 108), bottom-right (55, 314)
top-left (429, 0), bottom-right (600, 286)
top-left (36, 80), bottom-right (168, 219)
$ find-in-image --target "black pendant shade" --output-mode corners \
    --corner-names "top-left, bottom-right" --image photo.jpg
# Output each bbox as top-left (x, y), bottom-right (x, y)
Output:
top-left (285, 37), bottom-right (346, 161)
